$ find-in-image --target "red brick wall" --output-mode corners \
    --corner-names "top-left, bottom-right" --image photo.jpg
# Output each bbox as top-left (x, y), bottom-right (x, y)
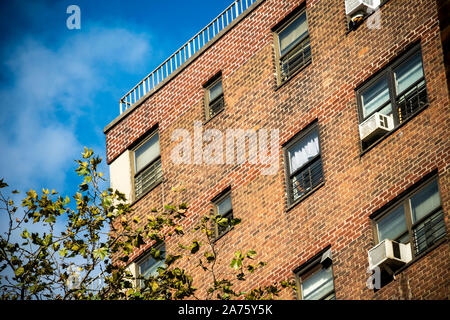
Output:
top-left (105, 0), bottom-right (449, 299)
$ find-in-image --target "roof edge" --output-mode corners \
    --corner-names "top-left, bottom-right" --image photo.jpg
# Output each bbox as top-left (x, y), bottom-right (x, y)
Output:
top-left (104, 0), bottom-right (266, 135)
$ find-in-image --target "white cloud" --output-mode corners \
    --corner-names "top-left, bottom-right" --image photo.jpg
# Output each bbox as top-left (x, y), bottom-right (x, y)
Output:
top-left (0, 27), bottom-right (152, 191)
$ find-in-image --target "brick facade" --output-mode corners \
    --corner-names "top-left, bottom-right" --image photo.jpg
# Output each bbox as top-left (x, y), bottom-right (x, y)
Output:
top-left (104, 0), bottom-right (449, 299)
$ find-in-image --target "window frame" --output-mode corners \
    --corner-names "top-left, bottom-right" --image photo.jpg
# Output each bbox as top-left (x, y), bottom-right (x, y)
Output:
top-left (203, 73), bottom-right (225, 122)
top-left (134, 242), bottom-right (166, 288)
top-left (131, 129), bottom-right (163, 201)
top-left (371, 174), bottom-right (446, 259)
top-left (211, 188), bottom-right (233, 240)
top-left (283, 121), bottom-right (324, 207)
top-left (273, 5), bottom-right (311, 85)
top-left (356, 44), bottom-right (428, 150)
top-left (294, 247), bottom-right (336, 300)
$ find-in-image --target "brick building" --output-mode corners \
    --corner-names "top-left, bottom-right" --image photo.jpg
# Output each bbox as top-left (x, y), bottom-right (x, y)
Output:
top-left (104, 0), bottom-right (449, 299)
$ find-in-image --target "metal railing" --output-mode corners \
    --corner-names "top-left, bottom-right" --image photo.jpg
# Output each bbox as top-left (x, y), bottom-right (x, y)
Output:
top-left (290, 156), bottom-right (324, 202)
top-left (119, 0), bottom-right (257, 114)
top-left (134, 158), bottom-right (163, 198)
top-left (280, 36), bottom-right (311, 81)
top-left (413, 209), bottom-right (446, 255)
top-left (397, 80), bottom-right (428, 124)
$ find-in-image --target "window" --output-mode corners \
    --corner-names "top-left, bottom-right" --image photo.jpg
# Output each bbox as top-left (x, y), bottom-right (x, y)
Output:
top-left (284, 122), bottom-right (324, 205)
top-left (373, 176), bottom-right (446, 257)
top-left (274, 7), bottom-right (311, 83)
top-left (136, 243), bottom-right (166, 287)
top-left (133, 130), bottom-right (162, 199)
top-left (357, 45), bottom-right (428, 149)
top-left (295, 248), bottom-right (335, 300)
top-left (204, 74), bottom-right (224, 121)
top-left (212, 190), bottom-right (233, 239)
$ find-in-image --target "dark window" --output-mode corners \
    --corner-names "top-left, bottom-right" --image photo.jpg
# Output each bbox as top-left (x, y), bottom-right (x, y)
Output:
top-left (275, 8), bottom-right (311, 83)
top-left (295, 248), bottom-right (335, 300)
top-left (204, 75), bottom-right (224, 121)
top-left (136, 243), bottom-right (166, 287)
top-left (357, 45), bottom-right (428, 149)
top-left (373, 176), bottom-right (446, 256)
top-left (213, 190), bottom-right (233, 239)
top-left (284, 123), bottom-right (324, 205)
top-left (134, 130), bottom-right (162, 198)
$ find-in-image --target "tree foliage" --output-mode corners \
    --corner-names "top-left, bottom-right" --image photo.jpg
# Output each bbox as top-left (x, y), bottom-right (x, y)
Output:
top-left (0, 148), bottom-right (295, 300)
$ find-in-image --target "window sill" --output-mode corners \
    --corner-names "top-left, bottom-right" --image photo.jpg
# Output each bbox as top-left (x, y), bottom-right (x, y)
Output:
top-left (286, 181), bottom-right (325, 213)
top-left (131, 178), bottom-right (164, 207)
top-left (359, 104), bottom-right (429, 158)
top-left (274, 59), bottom-right (312, 92)
top-left (203, 107), bottom-right (225, 126)
top-left (393, 237), bottom-right (447, 276)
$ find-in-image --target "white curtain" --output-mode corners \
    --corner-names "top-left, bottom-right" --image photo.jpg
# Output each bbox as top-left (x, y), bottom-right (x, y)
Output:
top-left (135, 133), bottom-right (160, 172)
top-left (279, 12), bottom-right (308, 56)
top-left (288, 130), bottom-right (319, 173)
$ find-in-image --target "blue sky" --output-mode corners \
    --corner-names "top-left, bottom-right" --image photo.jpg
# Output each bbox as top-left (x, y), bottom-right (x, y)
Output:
top-left (0, 0), bottom-right (232, 195)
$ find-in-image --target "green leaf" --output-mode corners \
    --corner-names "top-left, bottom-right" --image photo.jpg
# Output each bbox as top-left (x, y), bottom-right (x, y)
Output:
top-left (93, 247), bottom-right (108, 260)
top-left (14, 267), bottom-right (24, 277)
top-left (246, 250), bottom-right (257, 259)
top-left (59, 248), bottom-right (68, 257)
top-left (20, 229), bottom-right (30, 239)
top-left (174, 225), bottom-right (184, 235)
top-left (204, 252), bottom-right (215, 263)
top-left (217, 217), bottom-right (228, 227)
top-left (190, 240), bottom-right (200, 254)
top-left (230, 218), bottom-right (242, 226)
top-left (230, 258), bottom-right (242, 270)
top-left (0, 179), bottom-right (8, 188)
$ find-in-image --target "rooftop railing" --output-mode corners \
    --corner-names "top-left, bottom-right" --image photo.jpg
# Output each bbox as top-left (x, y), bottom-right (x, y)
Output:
top-left (119, 0), bottom-right (257, 114)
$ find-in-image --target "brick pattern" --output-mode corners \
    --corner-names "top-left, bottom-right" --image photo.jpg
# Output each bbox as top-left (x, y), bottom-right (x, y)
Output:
top-left (105, 0), bottom-right (449, 299)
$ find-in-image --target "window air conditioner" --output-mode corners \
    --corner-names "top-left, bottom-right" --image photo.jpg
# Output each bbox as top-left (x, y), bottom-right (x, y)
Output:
top-left (345, 0), bottom-right (381, 20)
top-left (359, 112), bottom-right (394, 143)
top-left (368, 239), bottom-right (412, 273)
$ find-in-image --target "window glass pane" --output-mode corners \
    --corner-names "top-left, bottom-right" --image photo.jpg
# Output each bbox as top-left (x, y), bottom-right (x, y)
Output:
top-left (135, 133), bottom-right (160, 173)
top-left (217, 194), bottom-right (232, 216)
top-left (279, 11), bottom-right (308, 56)
top-left (361, 75), bottom-right (390, 119)
top-left (139, 245), bottom-right (166, 278)
top-left (394, 51), bottom-right (424, 94)
top-left (378, 103), bottom-right (393, 117)
top-left (302, 266), bottom-right (334, 300)
top-left (410, 179), bottom-right (441, 223)
top-left (288, 128), bottom-right (320, 173)
top-left (377, 205), bottom-right (407, 242)
top-left (209, 80), bottom-right (223, 102)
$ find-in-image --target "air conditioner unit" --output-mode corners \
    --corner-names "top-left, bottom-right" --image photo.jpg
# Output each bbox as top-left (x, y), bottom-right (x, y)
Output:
top-left (359, 112), bottom-right (394, 142)
top-left (345, 0), bottom-right (381, 20)
top-left (368, 239), bottom-right (412, 273)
